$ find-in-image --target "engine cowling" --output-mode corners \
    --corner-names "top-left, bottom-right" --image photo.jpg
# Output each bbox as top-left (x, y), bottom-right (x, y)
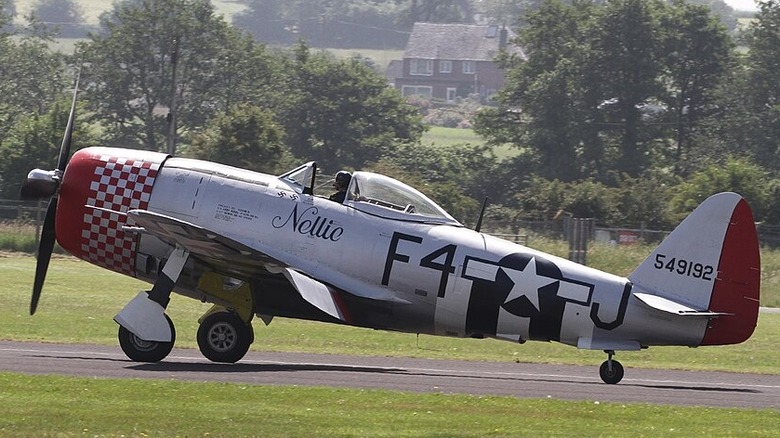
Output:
top-left (57, 147), bottom-right (169, 277)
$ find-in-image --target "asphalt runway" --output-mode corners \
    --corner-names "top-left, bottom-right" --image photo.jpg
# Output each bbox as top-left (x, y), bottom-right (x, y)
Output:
top-left (0, 340), bottom-right (778, 410)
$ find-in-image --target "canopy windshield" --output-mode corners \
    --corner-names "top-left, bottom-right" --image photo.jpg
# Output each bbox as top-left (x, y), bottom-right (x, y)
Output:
top-left (278, 161), bottom-right (316, 194)
top-left (346, 172), bottom-right (459, 224)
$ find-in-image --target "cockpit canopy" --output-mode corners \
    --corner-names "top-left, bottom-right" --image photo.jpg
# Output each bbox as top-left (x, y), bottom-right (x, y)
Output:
top-left (278, 162), bottom-right (460, 225)
top-left (346, 172), bottom-right (459, 224)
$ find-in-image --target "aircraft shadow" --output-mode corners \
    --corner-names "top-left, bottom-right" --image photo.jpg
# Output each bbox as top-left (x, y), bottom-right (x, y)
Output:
top-left (129, 361), bottom-right (407, 375)
top-left (29, 354), bottom-right (128, 363)
top-left (29, 353), bottom-right (761, 394)
top-left (629, 383), bottom-right (759, 393)
top-left (28, 353), bottom-right (405, 374)
top-left (396, 370), bottom-right (761, 394)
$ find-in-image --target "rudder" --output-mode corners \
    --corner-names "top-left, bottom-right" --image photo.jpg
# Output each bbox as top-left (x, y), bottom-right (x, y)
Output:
top-left (701, 196), bottom-right (760, 345)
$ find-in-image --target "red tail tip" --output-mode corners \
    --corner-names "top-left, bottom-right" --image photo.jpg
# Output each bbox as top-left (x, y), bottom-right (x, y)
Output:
top-left (701, 198), bottom-right (760, 346)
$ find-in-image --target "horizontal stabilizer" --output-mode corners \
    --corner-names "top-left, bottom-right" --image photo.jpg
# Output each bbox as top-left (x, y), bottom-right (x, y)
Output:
top-left (633, 292), bottom-right (729, 317)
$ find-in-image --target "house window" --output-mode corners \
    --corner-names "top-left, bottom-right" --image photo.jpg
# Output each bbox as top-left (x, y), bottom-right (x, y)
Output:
top-left (446, 88), bottom-right (457, 103)
top-left (402, 85), bottom-right (433, 99)
top-left (439, 60), bottom-right (452, 73)
top-left (410, 59), bottom-right (433, 76)
top-left (462, 61), bottom-right (476, 74)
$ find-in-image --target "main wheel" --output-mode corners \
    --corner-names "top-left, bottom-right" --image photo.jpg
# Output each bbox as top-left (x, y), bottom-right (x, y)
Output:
top-left (197, 312), bottom-right (253, 363)
top-left (599, 359), bottom-right (624, 384)
top-left (118, 314), bottom-right (176, 362)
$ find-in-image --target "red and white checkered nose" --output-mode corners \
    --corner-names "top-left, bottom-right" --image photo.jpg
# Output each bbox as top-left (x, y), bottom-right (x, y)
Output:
top-left (57, 147), bottom-right (169, 277)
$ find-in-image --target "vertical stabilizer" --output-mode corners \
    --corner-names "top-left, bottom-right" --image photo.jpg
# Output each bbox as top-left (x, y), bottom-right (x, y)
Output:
top-left (628, 192), bottom-right (760, 345)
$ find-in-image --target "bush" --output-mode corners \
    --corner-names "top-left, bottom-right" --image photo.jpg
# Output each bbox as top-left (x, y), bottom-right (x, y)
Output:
top-left (0, 222), bottom-right (40, 253)
top-left (422, 108), bottom-right (463, 128)
top-left (515, 177), bottom-right (621, 223)
top-left (668, 157), bottom-right (771, 223)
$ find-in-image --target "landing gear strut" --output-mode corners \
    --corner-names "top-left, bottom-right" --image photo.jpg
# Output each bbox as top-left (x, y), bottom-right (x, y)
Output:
top-left (599, 350), bottom-right (624, 384)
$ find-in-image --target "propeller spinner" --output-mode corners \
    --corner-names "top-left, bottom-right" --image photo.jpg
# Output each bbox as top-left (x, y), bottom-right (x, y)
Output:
top-left (20, 68), bottom-right (81, 315)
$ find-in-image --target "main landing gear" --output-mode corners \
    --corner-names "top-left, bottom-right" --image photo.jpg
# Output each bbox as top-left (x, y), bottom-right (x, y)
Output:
top-left (197, 311), bottom-right (254, 363)
top-left (116, 309), bottom-right (254, 363)
top-left (118, 314), bottom-right (176, 362)
top-left (115, 251), bottom-right (257, 364)
top-left (599, 350), bottom-right (624, 384)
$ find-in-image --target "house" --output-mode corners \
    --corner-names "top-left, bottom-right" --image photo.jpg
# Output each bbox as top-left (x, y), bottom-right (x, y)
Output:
top-left (390, 22), bottom-right (525, 103)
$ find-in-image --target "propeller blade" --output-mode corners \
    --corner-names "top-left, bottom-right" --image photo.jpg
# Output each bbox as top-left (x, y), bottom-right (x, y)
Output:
top-left (56, 67), bottom-right (81, 172)
top-left (31, 197), bottom-right (58, 315)
top-left (27, 66), bottom-right (82, 314)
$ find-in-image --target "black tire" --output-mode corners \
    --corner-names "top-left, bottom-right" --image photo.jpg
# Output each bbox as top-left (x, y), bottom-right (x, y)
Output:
top-left (599, 359), bottom-right (624, 384)
top-left (197, 312), bottom-right (253, 363)
top-left (118, 314), bottom-right (176, 362)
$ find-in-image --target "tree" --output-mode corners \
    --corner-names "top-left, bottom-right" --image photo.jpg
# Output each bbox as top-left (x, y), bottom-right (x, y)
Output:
top-left (513, 177), bottom-right (621, 224)
top-left (611, 171), bottom-right (676, 228)
top-left (1, 0), bottom-right (15, 32)
top-left (81, 0), bottom-right (275, 155)
top-left (657, 0), bottom-right (734, 175)
top-left (372, 141), bottom-right (500, 222)
top-left (234, 0), bottom-right (409, 49)
top-left (279, 43), bottom-right (425, 172)
top-left (668, 157), bottom-right (771, 223)
top-left (0, 97), bottom-right (94, 199)
top-left (233, 0), bottom-right (287, 43)
top-left (478, 0), bottom-right (546, 28)
top-left (474, 0), bottom-right (598, 181)
top-left (33, 0), bottom-right (83, 23)
top-left (396, 0), bottom-right (473, 25)
top-left (478, 0), bottom-right (735, 184)
top-left (32, 0), bottom-right (84, 37)
top-left (733, 0), bottom-right (780, 171)
top-left (590, 0), bottom-right (663, 178)
top-left (689, 0), bottom-right (739, 33)
top-left (0, 31), bottom-right (65, 146)
top-left (188, 103), bottom-right (292, 174)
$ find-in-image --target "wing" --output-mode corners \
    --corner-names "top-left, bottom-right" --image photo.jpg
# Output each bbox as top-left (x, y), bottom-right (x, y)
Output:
top-left (125, 209), bottom-right (275, 277)
top-left (125, 209), bottom-right (407, 321)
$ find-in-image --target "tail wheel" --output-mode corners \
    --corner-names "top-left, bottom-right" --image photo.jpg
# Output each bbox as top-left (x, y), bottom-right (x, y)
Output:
top-left (599, 351), bottom-right (625, 384)
top-left (197, 311), bottom-right (253, 363)
top-left (118, 314), bottom-right (176, 362)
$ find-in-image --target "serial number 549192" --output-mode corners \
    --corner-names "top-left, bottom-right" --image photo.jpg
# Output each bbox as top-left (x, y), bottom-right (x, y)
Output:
top-left (653, 254), bottom-right (714, 281)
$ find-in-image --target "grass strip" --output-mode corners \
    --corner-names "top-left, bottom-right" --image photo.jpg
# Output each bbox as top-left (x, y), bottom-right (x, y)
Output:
top-left (0, 372), bottom-right (778, 437)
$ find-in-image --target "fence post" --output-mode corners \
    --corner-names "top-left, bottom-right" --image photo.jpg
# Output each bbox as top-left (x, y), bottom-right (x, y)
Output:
top-left (567, 217), bottom-right (592, 265)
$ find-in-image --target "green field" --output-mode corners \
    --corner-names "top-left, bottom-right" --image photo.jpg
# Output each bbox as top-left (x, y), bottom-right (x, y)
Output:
top-left (421, 126), bottom-right (485, 148)
top-left (14, 0), bottom-right (248, 25)
top-left (1, 373), bottom-right (778, 437)
top-left (421, 126), bottom-right (519, 160)
top-left (1, 253), bottom-right (779, 436)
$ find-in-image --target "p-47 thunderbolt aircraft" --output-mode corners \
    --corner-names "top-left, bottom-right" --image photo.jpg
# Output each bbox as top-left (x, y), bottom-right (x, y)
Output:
top-left (22, 84), bottom-right (760, 385)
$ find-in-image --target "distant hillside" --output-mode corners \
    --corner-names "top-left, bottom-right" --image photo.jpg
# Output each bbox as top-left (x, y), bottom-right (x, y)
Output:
top-left (13, 0), bottom-right (246, 26)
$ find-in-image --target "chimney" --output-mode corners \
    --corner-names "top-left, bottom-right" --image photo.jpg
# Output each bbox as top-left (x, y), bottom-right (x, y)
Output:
top-left (499, 26), bottom-right (508, 49)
